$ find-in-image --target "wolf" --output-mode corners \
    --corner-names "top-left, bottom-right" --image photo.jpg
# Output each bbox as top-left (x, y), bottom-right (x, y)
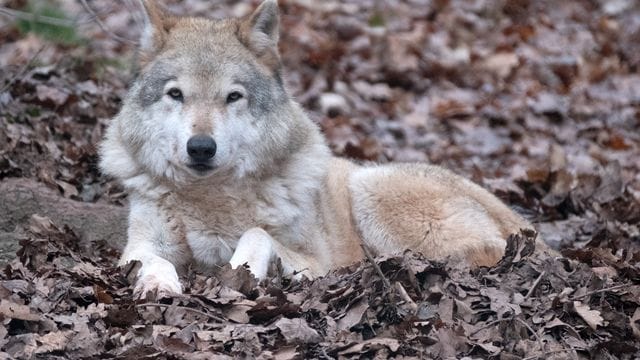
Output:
top-left (99, 0), bottom-right (541, 297)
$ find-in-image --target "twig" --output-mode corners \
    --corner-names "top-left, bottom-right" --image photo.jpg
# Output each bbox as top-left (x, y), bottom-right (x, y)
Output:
top-left (0, 45), bottom-right (47, 93)
top-left (79, 0), bottom-right (136, 44)
top-left (360, 243), bottom-right (391, 290)
top-left (468, 318), bottom-right (505, 337)
top-left (0, 6), bottom-right (90, 27)
top-left (524, 270), bottom-right (546, 299)
top-left (360, 242), bottom-right (406, 311)
top-left (571, 283), bottom-right (629, 300)
top-left (515, 318), bottom-right (544, 354)
top-left (135, 302), bottom-right (224, 322)
top-left (394, 281), bottom-right (417, 312)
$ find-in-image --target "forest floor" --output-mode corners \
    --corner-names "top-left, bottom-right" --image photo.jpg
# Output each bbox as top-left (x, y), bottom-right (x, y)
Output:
top-left (0, 0), bottom-right (639, 358)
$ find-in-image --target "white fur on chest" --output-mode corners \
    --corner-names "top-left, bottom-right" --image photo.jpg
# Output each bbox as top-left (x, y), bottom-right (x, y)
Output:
top-left (170, 174), bottom-right (317, 270)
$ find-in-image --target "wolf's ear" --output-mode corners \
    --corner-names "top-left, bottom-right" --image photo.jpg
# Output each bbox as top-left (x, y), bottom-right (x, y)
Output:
top-left (241, 0), bottom-right (280, 56)
top-left (138, 0), bottom-right (176, 65)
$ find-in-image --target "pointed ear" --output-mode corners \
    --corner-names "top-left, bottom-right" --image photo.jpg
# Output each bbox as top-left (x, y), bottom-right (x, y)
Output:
top-left (241, 0), bottom-right (280, 56)
top-left (138, 0), bottom-right (176, 65)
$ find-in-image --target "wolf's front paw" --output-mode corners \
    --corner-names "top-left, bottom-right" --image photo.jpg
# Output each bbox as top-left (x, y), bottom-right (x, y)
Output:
top-left (134, 274), bottom-right (182, 299)
top-left (229, 228), bottom-right (274, 280)
top-left (133, 259), bottom-right (182, 299)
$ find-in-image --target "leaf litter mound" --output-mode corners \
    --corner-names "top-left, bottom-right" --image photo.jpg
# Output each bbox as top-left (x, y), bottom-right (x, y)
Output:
top-left (1, 216), bottom-right (638, 359)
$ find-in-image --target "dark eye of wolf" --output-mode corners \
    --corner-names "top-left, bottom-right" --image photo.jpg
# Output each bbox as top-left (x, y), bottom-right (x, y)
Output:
top-left (226, 91), bottom-right (243, 103)
top-left (167, 88), bottom-right (183, 102)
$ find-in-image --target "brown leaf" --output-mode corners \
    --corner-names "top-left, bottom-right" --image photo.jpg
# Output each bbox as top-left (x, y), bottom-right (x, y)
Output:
top-left (593, 162), bottom-right (624, 203)
top-left (223, 301), bottom-right (253, 324)
top-left (271, 346), bottom-right (299, 360)
top-left (549, 144), bottom-right (567, 173)
top-left (36, 84), bottom-right (69, 106)
top-left (274, 317), bottom-right (322, 344)
top-left (543, 317), bottom-right (582, 339)
top-left (338, 337), bottom-right (400, 356)
top-left (352, 80), bottom-right (393, 101)
top-left (34, 331), bottom-right (73, 355)
top-left (385, 22), bottom-right (427, 73)
top-left (55, 180), bottom-right (79, 198)
top-left (336, 297), bottom-right (368, 330)
top-left (573, 301), bottom-right (604, 330)
top-left (216, 264), bottom-right (258, 296)
top-left (482, 287), bottom-right (522, 318)
top-left (0, 299), bottom-right (39, 321)
top-left (5, 333), bottom-right (38, 359)
top-left (482, 52), bottom-right (519, 78)
top-left (93, 285), bottom-right (114, 304)
top-left (156, 334), bottom-right (195, 354)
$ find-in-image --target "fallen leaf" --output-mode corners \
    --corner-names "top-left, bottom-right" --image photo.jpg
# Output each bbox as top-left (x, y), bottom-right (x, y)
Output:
top-left (631, 307), bottom-right (640, 339)
top-left (338, 337), bottom-right (400, 355)
top-left (482, 52), bottom-right (519, 78)
top-left (336, 298), bottom-right (368, 330)
top-left (0, 299), bottom-right (40, 321)
top-left (573, 301), bottom-right (604, 330)
top-left (34, 331), bottom-right (73, 355)
top-left (36, 84), bottom-right (69, 106)
top-left (274, 317), bottom-right (322, 344)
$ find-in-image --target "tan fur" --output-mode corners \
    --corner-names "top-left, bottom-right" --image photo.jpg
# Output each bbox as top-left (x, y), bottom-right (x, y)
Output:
top-left (321, 159), bottom-right (365, 267)
top-left (99, 0), bottom-right (545, 297)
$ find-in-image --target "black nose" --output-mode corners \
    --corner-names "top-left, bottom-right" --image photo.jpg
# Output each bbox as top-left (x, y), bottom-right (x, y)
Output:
top-left (187, 135), bottom-right (216, 162)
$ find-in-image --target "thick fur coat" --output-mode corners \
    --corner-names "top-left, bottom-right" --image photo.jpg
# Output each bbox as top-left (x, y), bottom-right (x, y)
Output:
top-left (100, 0), bottom-right (539, 297)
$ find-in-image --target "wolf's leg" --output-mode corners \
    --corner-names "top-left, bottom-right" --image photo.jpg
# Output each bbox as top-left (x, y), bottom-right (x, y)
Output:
top-left (229, 228), bottom-right (320, 280)
top-left (121, 196), bottom-right (190, 298)
top-left (229, 228), bottom-right (274, 279)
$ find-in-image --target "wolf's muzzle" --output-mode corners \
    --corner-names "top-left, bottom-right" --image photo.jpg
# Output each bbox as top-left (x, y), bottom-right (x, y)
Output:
top-left (187, 135), bottom-right (217, 164)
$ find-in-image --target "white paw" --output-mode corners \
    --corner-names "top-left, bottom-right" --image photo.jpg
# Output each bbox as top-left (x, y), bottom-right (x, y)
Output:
top-left (291, 268), bottom-right (312, 281)
top-left (229, 255), bottom-right (269, 280)
top-left (229, 228), bottom-right (273, 280)
top-left (134, 258), bottom-right (182, 299)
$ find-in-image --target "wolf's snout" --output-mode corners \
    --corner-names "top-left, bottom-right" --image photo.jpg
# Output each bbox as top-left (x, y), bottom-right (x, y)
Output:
top-left (187, 135), bottom-right (217, 162)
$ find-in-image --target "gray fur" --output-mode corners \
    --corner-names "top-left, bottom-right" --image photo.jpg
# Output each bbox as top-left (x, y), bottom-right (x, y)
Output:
top-left (137, 62), bottom-right (177, 107)
top-left (246, 0), bottom-right (280, 54)
top-left (251, 1), bottom-right (279, 41)
top-left (236, 63), bottom-right (286, 117)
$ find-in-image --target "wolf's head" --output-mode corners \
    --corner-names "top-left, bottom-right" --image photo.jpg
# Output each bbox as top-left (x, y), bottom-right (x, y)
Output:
top-left (100, 0), bottom-right (315, 187)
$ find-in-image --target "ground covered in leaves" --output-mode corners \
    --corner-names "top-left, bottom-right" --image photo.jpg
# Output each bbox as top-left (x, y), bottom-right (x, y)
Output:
top-left (0, 0), bottom-right (639, 358)
top-left (1, 217), bottom-right (639, 359)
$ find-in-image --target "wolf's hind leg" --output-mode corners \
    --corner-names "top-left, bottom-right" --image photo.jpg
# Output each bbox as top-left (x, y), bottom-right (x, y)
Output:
top-left (229, 228), bottom-right (274, 279)
top-left (349, 165), bottom-right (508, 266)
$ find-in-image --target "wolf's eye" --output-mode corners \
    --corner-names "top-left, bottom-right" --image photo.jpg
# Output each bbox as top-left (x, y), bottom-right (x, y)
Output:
top-left (166, 88), bottom-right (184, 102)
top-left (226, 91), bottom-right (243, 104)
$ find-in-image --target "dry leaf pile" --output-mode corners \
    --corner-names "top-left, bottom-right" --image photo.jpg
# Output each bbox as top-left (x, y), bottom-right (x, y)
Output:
top-left (0, 218), bottom-right (638, 359)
